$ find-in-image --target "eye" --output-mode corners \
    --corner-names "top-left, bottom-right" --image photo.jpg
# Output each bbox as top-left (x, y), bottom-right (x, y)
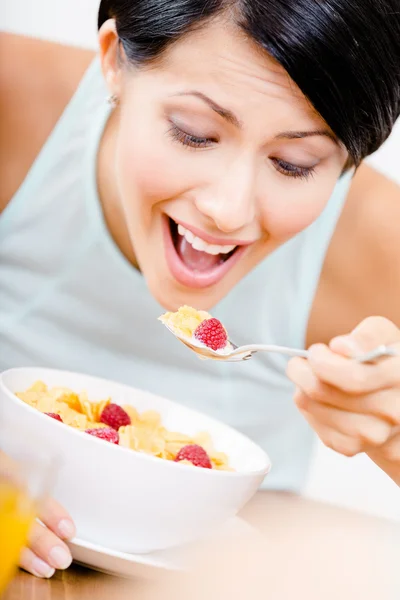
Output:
top-left (168, 123), bottom-right (217, 149)
top-left (271, 158), bottom-right (316, 180)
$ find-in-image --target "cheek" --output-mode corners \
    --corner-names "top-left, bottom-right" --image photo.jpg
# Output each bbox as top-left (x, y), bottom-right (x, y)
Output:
top-left (114, 110), bottom-right (190, 214)
top-left (115, 134), bottom-right (175, 208)
top-left (260, 179), bottom-right (338, 240)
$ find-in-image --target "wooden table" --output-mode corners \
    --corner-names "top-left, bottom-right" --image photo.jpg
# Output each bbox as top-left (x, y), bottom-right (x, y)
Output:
top-left (4, 492), bottom-right (399, 600)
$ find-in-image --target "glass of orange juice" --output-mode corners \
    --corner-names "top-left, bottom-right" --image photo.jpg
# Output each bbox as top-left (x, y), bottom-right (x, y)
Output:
top-left (0, 445), bottom-right (57, 596)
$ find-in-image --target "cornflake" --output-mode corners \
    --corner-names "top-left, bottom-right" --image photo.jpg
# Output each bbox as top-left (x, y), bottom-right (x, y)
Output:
top-left (16, 381), bottom-right (232, 471)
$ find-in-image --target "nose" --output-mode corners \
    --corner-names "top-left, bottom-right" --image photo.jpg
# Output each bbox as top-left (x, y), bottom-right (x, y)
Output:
top-left (194, 157), bottom-right (257, 233)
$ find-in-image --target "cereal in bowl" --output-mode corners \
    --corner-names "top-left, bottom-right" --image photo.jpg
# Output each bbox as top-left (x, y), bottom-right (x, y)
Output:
top-left (15, 381), bottom-right (232, 470)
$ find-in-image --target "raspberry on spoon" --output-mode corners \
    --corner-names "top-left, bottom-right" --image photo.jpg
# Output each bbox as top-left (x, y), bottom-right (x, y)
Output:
top-left (194, 318), bottom-right (228, 351)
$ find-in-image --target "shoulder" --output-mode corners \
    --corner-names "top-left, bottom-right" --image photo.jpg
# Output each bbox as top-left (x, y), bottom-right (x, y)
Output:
top-left (307, 163), bottom-right (400, 345)
top-left (0, 33), bottom-right (96, 213)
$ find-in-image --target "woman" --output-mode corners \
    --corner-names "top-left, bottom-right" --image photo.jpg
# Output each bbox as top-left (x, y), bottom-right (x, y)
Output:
top-left (1, 0), bottom-right (399, 579)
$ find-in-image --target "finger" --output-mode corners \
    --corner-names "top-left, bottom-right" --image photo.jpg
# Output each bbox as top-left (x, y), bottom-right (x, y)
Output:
top-left (330, 317), bottom-right (400, 356)
top-left (288, 357), bottom-right (400, 425)
top-left (27, 520), bottom-right (73, 571)
top-left (370, 428), bottom-right (400, 466)
top-left (307, 343), bottom-right (400, 394)
top-left (19, 546), bottom-right (55, 579)
top-left (295, 392), bottom-right (392, 452)
top-left (288, 356), bottom-right (335, 397)
top-left (297, 407), bottom-right (365, 457)
top-left (38, 496), bottom-right (76, 540)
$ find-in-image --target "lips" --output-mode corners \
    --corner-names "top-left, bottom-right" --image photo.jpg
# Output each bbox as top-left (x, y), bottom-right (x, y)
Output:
top-left (162, 216), bottom-right (248, 289)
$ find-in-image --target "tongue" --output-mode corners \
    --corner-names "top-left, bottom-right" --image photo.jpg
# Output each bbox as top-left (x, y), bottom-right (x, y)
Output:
top-left (176, 236), bottom-right (222, 272)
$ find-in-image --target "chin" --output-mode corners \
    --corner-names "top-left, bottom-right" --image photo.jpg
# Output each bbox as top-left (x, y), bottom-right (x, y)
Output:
top-left (144, 259), bottom-right (238, 311)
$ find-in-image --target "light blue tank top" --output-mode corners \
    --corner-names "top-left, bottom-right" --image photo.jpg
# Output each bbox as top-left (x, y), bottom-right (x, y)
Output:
top-left (0, 58), bottom-right (352, 492)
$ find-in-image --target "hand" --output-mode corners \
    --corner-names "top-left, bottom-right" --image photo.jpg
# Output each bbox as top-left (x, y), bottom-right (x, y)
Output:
top-left (287, 317), bottom-right (400, 486)
top-left (20, 497), bottom-right (75, 578)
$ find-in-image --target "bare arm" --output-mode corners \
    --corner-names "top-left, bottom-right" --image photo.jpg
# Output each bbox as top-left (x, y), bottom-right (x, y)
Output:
top-left (0, 33), bottom-right (94, 214)
top-left (293, 164), bottom-right (400, 485)
top-left (307, 163), bottom-right (400, 346)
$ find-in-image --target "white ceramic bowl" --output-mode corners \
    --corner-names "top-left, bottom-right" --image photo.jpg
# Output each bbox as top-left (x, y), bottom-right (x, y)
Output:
top-left (0, 367), bottom-right (270, 553)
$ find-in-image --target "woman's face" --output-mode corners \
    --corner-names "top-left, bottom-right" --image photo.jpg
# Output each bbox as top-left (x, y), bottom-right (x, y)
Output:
top-left (100, 20), bottom-right (347, 310)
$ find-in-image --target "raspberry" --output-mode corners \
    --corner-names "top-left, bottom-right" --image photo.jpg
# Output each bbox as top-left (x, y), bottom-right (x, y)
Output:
top-left (85, 427), bottom-right (119, 444)
top-left (45, 413), bottom-right (63, 422)
top-left (175, 444), bottom-right (212, 469)
top-left (194, 318), bottom-right (228, 351)
top-left (100, 403), bottom-right (131, 430)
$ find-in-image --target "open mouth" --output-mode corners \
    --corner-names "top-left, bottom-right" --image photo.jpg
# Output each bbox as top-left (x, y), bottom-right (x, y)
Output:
top-left (163, 216), bottom-right (248, 289)
top-left (169, 218), bottom-right (238, 271)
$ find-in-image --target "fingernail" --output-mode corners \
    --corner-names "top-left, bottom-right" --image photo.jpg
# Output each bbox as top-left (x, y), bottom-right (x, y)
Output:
top-left (31, 557), bottom-right (55, 578)
top-left (49, 546), bottom-right (72, 570)
top-left (58, 519), bottom-right (75, 539)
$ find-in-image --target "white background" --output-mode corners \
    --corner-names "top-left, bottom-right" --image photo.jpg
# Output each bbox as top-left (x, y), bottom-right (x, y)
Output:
top-left (2, 0), bottom-right (400, 519)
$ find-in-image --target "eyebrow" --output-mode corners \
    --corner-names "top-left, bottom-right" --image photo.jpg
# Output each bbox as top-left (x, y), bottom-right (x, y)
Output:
top-left (173, 91), bottom-right (338, 145)
top-left (276, 130), bottom-right (338, 145)
top-left (173, 91), bottom-right (242, 128)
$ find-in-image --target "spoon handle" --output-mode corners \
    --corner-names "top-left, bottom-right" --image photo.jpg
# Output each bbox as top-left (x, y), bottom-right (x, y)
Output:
top-left (355, 345), bottom-right (398, 363)
top-left (233, 343), bottom-right (397, 363)
top-left (232, 344), bottom-right (309, 358)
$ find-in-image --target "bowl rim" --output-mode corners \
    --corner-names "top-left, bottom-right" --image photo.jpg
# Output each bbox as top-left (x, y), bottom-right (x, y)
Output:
top-left (0, 366), bottom-right (272, 480)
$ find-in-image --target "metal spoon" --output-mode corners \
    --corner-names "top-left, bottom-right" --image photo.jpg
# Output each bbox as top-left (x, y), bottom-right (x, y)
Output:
top-left (163, 324), bottom-right (398, 364)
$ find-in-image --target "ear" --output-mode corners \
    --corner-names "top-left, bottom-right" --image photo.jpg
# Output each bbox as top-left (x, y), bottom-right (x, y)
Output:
top-left (98, 19), bottom-right (124, 98)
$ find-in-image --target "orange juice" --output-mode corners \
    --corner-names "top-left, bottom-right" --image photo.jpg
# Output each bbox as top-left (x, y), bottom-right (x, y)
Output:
top-left (0, 482), bottom-right (36, 594)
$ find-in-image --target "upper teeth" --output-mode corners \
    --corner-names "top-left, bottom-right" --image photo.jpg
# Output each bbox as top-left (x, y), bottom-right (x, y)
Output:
top-left (177, 224), bottom-right (237, 255)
